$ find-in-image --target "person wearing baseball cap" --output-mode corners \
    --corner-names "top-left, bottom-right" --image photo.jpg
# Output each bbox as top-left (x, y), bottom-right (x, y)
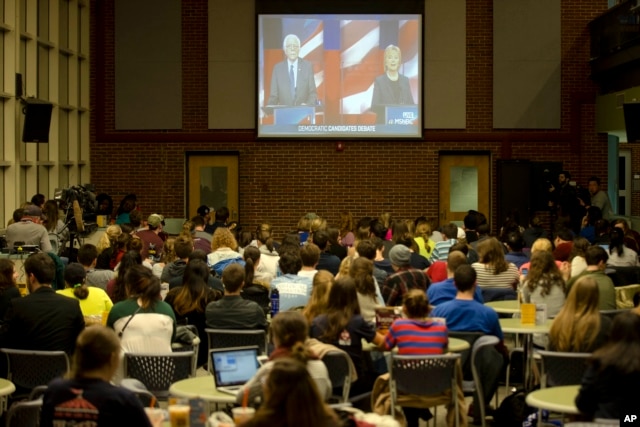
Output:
top-left (135, 214), bottom-right (165, 261)
top-left (381, 244), bottom-right (430, 306)
top-left (5, 204), bottom-right (52, 252)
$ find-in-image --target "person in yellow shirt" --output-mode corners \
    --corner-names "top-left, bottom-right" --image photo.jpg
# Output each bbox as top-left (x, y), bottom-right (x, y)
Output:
top-left (57, 263), bottom-right (113, 318)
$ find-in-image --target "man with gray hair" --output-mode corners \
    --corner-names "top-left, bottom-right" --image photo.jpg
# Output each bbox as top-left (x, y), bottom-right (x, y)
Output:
top-left (267, 33), bottom-right (318, 107)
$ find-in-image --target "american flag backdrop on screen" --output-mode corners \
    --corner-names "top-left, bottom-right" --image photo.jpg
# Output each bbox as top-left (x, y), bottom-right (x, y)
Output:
top-left (260, 17), bottom-right (419, 124)
top-left (339, 19), bottom-right (420, 116)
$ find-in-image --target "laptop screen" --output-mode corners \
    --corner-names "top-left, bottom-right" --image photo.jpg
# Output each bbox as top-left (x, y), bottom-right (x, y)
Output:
top-left (211, 347), bottom-right (260, 387)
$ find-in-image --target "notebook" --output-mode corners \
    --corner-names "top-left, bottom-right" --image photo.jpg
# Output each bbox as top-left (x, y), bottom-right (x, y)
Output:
top-left (210, 346), bottom-right (260, 395)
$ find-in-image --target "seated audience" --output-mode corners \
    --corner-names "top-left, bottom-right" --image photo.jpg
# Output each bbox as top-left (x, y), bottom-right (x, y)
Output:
top-left (548, 276), bottom-right (612, 353)
top-left (95, 225), bottom-right (123, 270)
top-left (298, 243), bottom-right (320, 280)
top-left (382, 290), bottom-right (451, 427)
top-left (302, 271), bottom-right (334, 324)
top-left (205, 263), bottom-right (267, 330)
top-left (253, 223), bottom-right (280, 282)
top-left (566, 246), bottom-right (616, 310)
top-left (356, 239), bottom-right (387, 286)
top-left (349, 257), bottom-right (384, 324)
top-left (207, 227), bottom-right (242, 271)
top-left (431, 264), bottom-right (507, 421)
top-left (241, 246), bottom-right (270, 314)
top-left (107, 265), bottom-right (176, 356)
top-left (40, 326), bottom-right (152, 427)
top-left (236, 311), bottom-right (331, 405)
top-left (152, 237), bottom-right (176, 279)
top-left (429, 223), bottom-right (458, 262)
top-left (606, 227), bottom-right (639, 267)
top-left (428, 251), bottom-right (483, 306)
top-left (135, 213), bottom-right (165, 261)
top-left (310, 277), bottom-right (384, 395)
top-left (339, 211), bottom-right (355, 248)
top-left (371, 236), bottom-right (394, 276)
top-left (472, 237), bottom-right (519, 289)
top-left (552, 228), bottom-right (574, 262)
top-left (392, 221), bottom-right (430, 270)
top-left (58, 263), bottom-right (113, 317)
top-left (576, 311), bottom-right (640, 420)
top-left (5, 204), bottom-right (52, 252)
top-left (569, 236), bottom-right (590, 279)
top-left (522, 251), bottom-right (566, 317)
top-left (0, 260), bottom-right (22, 320)
top-left (0, 253), bottom-right (84, 355)
top-left (190, 215), bottom-right (212, 254)
top-left (106, 251), bottom-right (143, 304)
top-left (240, 358), bottom-right (341, 427)
top-left (327, 227), bottom-right (347, 261)
top-left (522, 214), bottom-right (549, 249)
top-left (161, 234), bottom-right (194, 286)
top-left (313, 230), bottom-right (341, 276)
top-left (164, 259), bottom-right (222, 366)
top-left (611, 218), bottom-right (640, 253)
top-left (382, 245), bottom-right (430, 306)
top-left (270, 252), bottom-right (313, 311)
top-left (504, 231), bottom-right (529, 269)
top-left (77, 244), bottom-right (114, 290)
top-left (413, 218), bottom-right (435, 259)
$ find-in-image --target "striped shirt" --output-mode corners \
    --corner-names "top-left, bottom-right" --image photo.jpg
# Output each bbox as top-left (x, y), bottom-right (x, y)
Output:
top-left (384, 318), bottom-right (448, 355)
top-left (471, 262), bottom-right (519, 289)
top-left (430, 238), bottom-right (458, 262)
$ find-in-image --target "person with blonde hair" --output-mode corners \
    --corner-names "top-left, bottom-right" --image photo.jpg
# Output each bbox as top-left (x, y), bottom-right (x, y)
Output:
top-left (548, 276), bottom-right (612, 353)
top-left (522, 251), bottom-right (565, 317)
top-left (40, 326), bottom-right (152, 426)
top-left (371, 44), bottom-right (415, 125)
top-left (413, 218), bottom-right (435, 259)
top-left (207, 227), bottom-right (240, 268)
top-left (302, 270), bottom-right (334, 323)
top-left (95, 225), bottom-right (122, 269)
top-left (235, 311), bottom-right (331, 405)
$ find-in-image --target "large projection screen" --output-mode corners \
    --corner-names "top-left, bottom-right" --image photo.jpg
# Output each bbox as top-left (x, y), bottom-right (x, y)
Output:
top-left (257, 12), bottom-right (423, 139)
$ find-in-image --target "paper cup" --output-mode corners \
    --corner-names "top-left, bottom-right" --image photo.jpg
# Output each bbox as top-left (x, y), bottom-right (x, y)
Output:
top-left (144, 407), bottom-right (165, 427)
top-left (168, 404), bottom-right (190, 427)
top-left (231, 407), bottom-right (255, 425)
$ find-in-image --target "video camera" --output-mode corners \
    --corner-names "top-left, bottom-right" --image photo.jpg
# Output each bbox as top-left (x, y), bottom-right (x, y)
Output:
top-left (54, 184), bottom-right (98, 234)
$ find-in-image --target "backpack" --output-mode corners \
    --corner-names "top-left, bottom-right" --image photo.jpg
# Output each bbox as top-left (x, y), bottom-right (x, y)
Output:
top-left (211, 257), bottom-right (245, 277)
top-left (493, 390), bottom-right (535, 427)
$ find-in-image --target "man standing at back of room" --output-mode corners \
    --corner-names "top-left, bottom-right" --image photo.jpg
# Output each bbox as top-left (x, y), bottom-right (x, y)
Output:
top-left (585, 176), bottom-right (614, 221)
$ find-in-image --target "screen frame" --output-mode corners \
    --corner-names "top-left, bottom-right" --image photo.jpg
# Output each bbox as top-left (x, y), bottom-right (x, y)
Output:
top-left (255, 0), bottom-right (425, 141)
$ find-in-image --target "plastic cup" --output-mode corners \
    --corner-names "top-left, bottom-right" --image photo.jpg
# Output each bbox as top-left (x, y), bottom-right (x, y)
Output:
top-left (168, 404), bottom-right (190, 427)
top-left (144, 407), bottom-right (165, 427)
top-left (231, 407), bottom-right (255, 425)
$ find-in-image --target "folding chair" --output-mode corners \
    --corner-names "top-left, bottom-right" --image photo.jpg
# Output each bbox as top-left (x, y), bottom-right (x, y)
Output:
top-left (321, 350), bottom-right (352, 403)
top-left (205, 329), bottom-right (267, 355)
top-left (1, 349), bottom-right (69, 399)
top-left (537, 350), bottom-right (591, 388)
top-left (122, 351), bottom-right (194, 400)
top-left (389, 353), bottom-right (461, 427)
top-left (5, 398), bottom-right (42, 427)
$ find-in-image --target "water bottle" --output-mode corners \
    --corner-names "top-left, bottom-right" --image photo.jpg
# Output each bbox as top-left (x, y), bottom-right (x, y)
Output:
top-left (270, 288), bottom-right (280, 318)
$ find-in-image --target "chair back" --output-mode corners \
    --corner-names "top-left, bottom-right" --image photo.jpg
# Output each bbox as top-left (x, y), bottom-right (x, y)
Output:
top-left (171, 324), bottom-right (200, 376)
top-left (537, 350), bottom-right (591, 388)
top-left (321, 350), bottom-right (352, 403)
top-left (1, 349), bottom-right (70, 393)
top-left (469, 335), bottom-right (501, 427)
top-left (448, 331), bottom-right (484, 380)
top-left (205, 329), bottom-right (267, 355)
top-left (123, 351), bottom-right (194, 399)
top-left (599, 308), bottom-right (630, 321)
top-left (390, 353), bottom-right (460, 397)
top-left (5, 399), bottom-right (42, 427)
top-left (481, 288), bottom-right (517, 302)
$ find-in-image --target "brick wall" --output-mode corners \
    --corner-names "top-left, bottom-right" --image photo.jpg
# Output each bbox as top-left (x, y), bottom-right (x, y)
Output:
top-left (89, 0), bottom-right (610, 238)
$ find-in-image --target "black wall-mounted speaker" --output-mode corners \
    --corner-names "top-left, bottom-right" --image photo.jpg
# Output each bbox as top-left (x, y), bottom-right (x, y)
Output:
top-left (22, 99), bottom-right (53, 143)
top-left (623, 102), bottom-right (640, 143)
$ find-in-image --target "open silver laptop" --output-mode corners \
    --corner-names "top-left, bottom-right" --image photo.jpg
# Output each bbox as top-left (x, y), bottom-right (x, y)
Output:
top-left (210, 346), bottom-right (260, 395)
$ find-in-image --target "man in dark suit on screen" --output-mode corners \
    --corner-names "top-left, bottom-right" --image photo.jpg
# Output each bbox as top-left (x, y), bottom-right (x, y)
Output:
top-left (267, 34), bottom-right (317, 106)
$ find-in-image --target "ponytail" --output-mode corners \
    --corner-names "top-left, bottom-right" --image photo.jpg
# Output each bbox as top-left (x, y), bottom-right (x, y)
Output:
top-left (73, 283), bottom-right (89, 300)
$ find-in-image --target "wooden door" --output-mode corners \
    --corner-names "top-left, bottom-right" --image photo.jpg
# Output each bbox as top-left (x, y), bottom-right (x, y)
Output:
top-left (186, 154), bottom-right (239, 222)
top-left (439, 154), bottom-right (490, 226)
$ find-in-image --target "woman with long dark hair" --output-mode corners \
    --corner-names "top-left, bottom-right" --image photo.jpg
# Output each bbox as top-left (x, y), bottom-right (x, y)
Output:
top-left (106, 250), bottom-right (142, 303)
top-left (576, 311), bottom-right (640, 420)
top-left (607, 226), bottom-right (639, 267)
top-left (310, 277), bottom-right (384, 394)
top-left (239, 358), bottom-right (340, 427)
top-left (107, 265), bottom-right (176, 383)
top-left (349, 257), bottom-right (384, 324)
top-left (164, 259), bottom-right (221, 366)
top-left (0, 259), bottom-right (21, 319)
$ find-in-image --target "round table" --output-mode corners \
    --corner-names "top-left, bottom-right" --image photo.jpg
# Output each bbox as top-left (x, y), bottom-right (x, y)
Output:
top-left (499, 318), bottom-right (552, 391)
top-left (0, 378), bottom-right (16, 414)
top-left (525, 385), bottom-right (580, 414)
top-left (485, 300), bottom-right (519, 314)
top-left (169, 375), bottom-right (235, 405)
